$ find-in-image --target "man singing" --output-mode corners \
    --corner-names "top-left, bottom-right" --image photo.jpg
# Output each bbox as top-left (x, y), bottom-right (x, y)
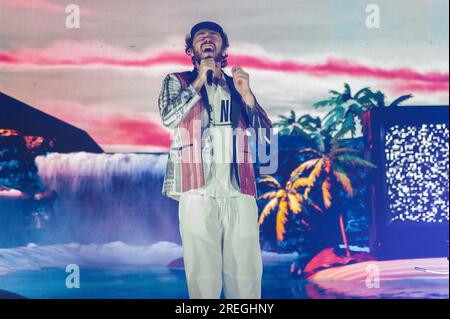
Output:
top-left (158, 21), bottom-right (272, 299)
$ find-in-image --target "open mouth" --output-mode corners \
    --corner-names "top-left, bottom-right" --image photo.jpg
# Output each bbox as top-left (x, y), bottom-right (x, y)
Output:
top-left (201, 43), bottom-right (215, 53)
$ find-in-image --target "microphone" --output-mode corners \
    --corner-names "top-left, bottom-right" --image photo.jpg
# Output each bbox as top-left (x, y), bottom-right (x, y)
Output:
top-left (199, 54), bottom-right (218, 86)
top-left (203, 53), bottom-right (215, 86)
top-left (207, 70), bottom-right (213, 86)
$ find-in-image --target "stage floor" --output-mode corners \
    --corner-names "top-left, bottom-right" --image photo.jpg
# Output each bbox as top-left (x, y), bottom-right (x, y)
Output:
top-left (0, 242), bottom-right (448, 299)
top-left (0, 257), bottom-right (448, 299)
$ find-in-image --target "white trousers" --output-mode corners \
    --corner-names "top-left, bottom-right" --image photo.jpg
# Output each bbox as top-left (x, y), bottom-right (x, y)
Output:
top-left (178, 189), bottom-right (263, 299)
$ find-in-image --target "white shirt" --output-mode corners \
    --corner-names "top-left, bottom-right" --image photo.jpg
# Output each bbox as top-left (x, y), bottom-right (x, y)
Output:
top-left (199, 71), bottom-right (241, 198)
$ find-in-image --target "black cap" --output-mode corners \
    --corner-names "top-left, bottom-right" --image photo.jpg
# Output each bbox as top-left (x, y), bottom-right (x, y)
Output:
top-left (190, 21), bottom-right (225, 39)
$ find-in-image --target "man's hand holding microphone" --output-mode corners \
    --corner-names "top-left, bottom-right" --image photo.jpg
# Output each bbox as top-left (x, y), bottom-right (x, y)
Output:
top-left (192, 53), bottom-right (256, 109)
top-left (193, 54), bottom-right (216, 93)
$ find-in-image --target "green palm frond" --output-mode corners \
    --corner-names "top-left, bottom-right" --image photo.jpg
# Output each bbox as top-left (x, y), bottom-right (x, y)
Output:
top-left (347, 103), bottom-right (364, 117)
top-left (289, 110), bottom-right (297, 120)
top-left (290, 125), bottom-right (313, 140)
top-left (330, 147), bottom-right (361, 158)
top-left (322, 112), bottom-right (335, 125)
top-left (323, 106), bottom-right (345, 123)
top-left (342, 113), bottom-right (357, 136)
top-left (329, 90), bottom-right (341, 96)
top-left (389, 94), bottom-right (414, 107)
top-left (299, 115), bottom-right (322, 131)
top-left (337, 155), bottom-right (377, 168)
top-left (373, 91), bottom-right (386, 107)
top-left (354, 87), bottom-right (372, 99)
top-left (342, 83), bottom-right (352, 101)
top-left (298, 148), bottom-right (322, 156)
top-left (313, 99), bottom-right (337, 109)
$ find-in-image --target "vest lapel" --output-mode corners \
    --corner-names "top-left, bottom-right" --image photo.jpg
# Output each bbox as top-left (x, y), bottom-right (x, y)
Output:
top-left (187, 68), bottom-right (210, 126)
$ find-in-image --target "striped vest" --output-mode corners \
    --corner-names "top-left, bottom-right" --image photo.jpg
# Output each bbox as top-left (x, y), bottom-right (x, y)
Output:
top-left (173, 69), bottom-right (258, 197)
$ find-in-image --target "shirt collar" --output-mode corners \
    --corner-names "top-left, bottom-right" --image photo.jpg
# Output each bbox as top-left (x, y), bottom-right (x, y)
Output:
top-left (211, 70), bottom-right (227, 87)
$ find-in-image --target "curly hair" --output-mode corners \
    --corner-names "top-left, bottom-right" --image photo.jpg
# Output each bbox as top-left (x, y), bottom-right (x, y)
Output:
top-left (184, 31), bottom-right (230, 68)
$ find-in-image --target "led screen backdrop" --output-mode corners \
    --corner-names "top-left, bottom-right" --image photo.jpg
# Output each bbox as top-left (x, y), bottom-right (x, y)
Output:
top-left (363, 106), bottom-right (449, 260)
top-left (384, 123), bottom-right (449, 225)
top-left (0, 0), bottom-right (449, 299)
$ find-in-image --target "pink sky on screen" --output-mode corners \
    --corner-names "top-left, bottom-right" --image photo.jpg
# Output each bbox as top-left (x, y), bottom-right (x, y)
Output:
top-left (0, 0), bottom-right (448, 152)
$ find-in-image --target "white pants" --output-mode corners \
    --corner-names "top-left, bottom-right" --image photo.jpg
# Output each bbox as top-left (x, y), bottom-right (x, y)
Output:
top-left (178, 189), bottom-right (263, 299)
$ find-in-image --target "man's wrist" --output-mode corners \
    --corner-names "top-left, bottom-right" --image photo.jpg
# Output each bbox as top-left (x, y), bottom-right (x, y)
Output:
top-left (242, 92), bottom-right (256, 108)
top-left (193, 76), bottom-right (206, 93)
